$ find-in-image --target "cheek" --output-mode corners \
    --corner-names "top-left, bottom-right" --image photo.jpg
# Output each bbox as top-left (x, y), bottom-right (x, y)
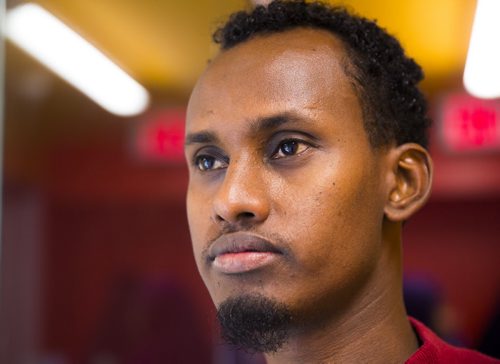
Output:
top-left (186, 192), bottom-right (218, 296)
top-left (279, 158), bottom-right (384, 276)
top-left (186, 188), bottom-right (209, 259)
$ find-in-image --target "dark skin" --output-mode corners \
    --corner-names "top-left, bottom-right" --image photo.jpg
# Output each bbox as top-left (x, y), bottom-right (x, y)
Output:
top-left (185, 28), bottom-right (433, 363)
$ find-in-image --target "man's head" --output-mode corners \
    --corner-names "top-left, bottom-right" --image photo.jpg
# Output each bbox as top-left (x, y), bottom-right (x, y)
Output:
top-left (184, 0), bottom-right (432, 354)
top-left (213, 0), bottom-right (431, 149)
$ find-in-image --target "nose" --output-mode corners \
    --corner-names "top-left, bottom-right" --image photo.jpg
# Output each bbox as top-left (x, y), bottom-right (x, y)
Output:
top-left (212, 158), bottom-right (270, 226)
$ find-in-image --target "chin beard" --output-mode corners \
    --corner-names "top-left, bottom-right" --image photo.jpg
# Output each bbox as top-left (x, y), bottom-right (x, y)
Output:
top-left (216, 294), bottom-right (293, 353)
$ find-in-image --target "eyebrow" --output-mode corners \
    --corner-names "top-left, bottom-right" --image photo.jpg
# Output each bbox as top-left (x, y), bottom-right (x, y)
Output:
top-left (184, 112), bottom-right (308, 147)
top-left (184, 131), bottom-right (219, 146)
top-left (250, 112), bottom-right (304, 134)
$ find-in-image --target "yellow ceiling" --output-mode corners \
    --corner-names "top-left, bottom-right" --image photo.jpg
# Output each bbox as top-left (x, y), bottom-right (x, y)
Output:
top-left (10, 0), bottom-right (477, 93)
top-left (349, 0), bottom-right (477, 81)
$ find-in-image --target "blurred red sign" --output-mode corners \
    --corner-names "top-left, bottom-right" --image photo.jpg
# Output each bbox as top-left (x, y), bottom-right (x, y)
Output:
top-left (134, 109), bottom-right (185, 162)
top-left (440, 93), bottom-right (500, 152)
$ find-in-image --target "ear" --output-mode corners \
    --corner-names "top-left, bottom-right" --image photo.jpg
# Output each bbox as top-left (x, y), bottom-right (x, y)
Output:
top-left (384, 143), bottom-right (433, 222)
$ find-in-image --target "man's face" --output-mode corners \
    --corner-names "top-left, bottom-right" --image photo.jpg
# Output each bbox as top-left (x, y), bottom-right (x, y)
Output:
top-left (185, 28), bottom-right (392, 325)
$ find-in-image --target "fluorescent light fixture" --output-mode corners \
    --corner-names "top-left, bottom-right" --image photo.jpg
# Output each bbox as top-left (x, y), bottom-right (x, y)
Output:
top-left (5, 3), bottom-right (150, 116)
top-left (463, 0), bottom-right (500, 99)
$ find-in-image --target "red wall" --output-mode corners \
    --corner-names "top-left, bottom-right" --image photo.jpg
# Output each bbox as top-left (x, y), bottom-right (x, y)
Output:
top-left (404, 198), bottom-right (500, 345)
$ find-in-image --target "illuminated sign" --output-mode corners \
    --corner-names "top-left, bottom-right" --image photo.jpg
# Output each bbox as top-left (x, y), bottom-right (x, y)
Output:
top-left (134, 109), bottom-right (185, 162)
top-left (440, 93), bottom-right (500, 152)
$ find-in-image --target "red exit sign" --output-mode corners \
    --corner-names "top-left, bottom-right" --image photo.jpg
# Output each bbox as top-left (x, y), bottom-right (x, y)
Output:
top-left (134, 109), bottom-right (185, 162)
top-left (440, 93), bottom-right (500, 152)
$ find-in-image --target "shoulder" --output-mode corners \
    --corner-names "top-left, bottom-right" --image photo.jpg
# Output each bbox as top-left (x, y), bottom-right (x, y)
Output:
top-left (406, 317), bottom-right (500, 364)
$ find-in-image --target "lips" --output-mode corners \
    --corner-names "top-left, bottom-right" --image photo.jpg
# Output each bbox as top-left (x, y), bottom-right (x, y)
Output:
top-left (207, 232), bottom-right (282, 274)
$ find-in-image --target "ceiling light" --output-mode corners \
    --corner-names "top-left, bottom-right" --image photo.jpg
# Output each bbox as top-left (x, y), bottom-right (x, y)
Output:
top-left (5, 3), bottom-right (150, 116)
top-left (463, 0), bottom-right (500, 99)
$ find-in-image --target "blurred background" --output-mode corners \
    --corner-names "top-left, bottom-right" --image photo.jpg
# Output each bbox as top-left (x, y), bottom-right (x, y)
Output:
top-left (0, 0), bottom-right (499, 363)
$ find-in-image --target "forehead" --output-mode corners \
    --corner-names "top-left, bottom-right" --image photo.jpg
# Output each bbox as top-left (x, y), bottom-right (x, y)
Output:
top-left (186, 27), bottom-right (360, 133)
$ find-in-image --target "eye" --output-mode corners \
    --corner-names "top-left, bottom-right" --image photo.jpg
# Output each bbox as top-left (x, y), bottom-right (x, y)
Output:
top-left (194, 155), bottom-right (227, 171)
top-left (272, 139), bottom-right (310, 159)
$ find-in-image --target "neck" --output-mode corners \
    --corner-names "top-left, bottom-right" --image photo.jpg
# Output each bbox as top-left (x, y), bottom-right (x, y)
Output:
top-left (265, 223), bottom-right (418, 364)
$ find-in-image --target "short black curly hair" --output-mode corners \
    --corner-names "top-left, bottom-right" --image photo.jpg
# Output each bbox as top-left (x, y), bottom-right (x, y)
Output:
top-left (213, 0), bottom-right (431, 148)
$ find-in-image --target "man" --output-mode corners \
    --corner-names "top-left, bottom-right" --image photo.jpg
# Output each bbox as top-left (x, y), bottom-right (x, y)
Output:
top-left (184, 1), bottom-right (498, 363)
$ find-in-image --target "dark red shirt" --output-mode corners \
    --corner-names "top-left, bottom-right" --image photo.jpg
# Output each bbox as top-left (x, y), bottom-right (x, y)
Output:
top-left (406, 317), bottom-right (499, 363)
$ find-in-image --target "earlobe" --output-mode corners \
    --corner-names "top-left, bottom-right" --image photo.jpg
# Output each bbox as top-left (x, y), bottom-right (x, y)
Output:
top-left (384, 143), bottom-right (433, 222)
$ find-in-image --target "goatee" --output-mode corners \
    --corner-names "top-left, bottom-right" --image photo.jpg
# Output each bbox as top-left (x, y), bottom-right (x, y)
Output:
top-left (216, 294), bottom-right (293, 353)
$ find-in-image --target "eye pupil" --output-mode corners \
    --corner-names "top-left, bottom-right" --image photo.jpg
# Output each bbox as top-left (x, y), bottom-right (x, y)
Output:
top-left (280, 141), bottom-right (297, 155)
top-left (198, 156), bottom-right (214, 170)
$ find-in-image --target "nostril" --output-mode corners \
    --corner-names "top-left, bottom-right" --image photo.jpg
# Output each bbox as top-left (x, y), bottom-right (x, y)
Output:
top-left (238, 212), bottom-right (256, 219)
top-left (214, 211), bottom-right (256, 225)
